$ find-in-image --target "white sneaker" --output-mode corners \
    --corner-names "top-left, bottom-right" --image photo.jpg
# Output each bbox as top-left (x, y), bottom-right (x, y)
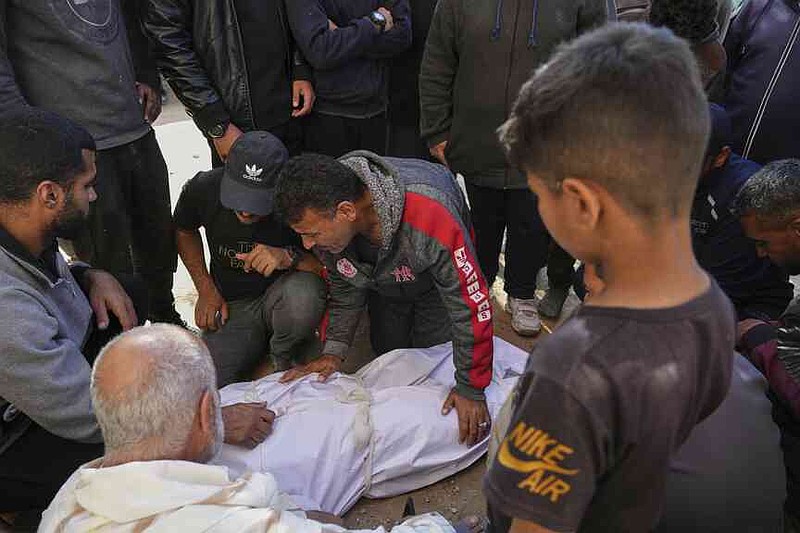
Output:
top-left (506, 297), bottom-right (542, 337)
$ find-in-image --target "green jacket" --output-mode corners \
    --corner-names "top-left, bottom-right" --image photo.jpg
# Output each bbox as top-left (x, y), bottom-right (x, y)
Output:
top-left (419, 0), bottom-right (614, 189)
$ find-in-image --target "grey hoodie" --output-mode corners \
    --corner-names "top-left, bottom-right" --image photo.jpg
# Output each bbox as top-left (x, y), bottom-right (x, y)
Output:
top-left (318, 152), bottom-right (494, 400)
top-left (0, 239), bottom-right (101, 455)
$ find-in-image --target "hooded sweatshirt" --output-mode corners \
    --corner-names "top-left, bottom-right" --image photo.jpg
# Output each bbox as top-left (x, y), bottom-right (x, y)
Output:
top-left (719, 0), bottom-right (800, 163)
top-left (0, 232), bottom-right (101, 456)
top-left (39, 459), bottom-right (456, 532)
top-left (419, 0), bottom-right (614, 189)
top-left (319, 152), bottom-right (493, 400)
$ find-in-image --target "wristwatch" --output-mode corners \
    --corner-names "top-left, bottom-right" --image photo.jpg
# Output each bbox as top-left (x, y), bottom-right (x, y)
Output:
top-left (368, 10), bottom-right (387, 31)
top-left (206, 121), bottom-right (229, 139)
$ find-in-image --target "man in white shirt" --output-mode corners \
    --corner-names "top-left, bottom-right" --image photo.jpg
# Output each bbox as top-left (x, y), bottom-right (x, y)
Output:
top-left (40, 324), bottom-right (480, 533)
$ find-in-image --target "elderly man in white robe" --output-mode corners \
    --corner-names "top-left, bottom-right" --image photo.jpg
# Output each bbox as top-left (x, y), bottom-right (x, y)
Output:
top-left (39, 325), bottom-right (482, 533)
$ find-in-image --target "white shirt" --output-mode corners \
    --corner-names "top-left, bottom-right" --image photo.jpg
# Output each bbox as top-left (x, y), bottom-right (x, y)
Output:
top-left (38, 459), bottom-right (454, 533)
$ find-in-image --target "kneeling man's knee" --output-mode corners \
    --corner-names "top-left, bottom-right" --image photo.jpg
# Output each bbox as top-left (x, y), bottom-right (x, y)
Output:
top-left (278, 272), bottom-right (327, 326)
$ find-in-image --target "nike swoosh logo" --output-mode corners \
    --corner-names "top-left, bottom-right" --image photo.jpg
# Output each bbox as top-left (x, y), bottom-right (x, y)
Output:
top-left (497, 440), bottom-right (579, 476)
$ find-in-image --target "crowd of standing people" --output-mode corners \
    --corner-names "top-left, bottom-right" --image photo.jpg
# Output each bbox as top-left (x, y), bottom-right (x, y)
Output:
top-left (0, 0), bottom-right (799, 531)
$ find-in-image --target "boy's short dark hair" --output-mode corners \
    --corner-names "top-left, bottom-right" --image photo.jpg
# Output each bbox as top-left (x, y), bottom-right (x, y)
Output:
top-left (499, 23), bottom-right (710, 220)
top-left (274, 153), bottom-right (367, 225)
top-left (0, 109), bottom-right (96, 204)
top-left (733, 159), bottom-right (800, 225)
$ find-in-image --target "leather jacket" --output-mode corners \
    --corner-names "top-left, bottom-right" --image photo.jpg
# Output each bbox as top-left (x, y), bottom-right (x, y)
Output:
top-left (144, 0), bottom-right (311, 133)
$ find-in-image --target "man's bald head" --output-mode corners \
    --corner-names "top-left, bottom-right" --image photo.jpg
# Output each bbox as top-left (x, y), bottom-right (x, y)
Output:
top-left (91, 325), bottom-right (220, 462)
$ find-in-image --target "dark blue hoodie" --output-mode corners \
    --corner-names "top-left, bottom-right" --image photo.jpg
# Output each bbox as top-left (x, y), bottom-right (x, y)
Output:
top-left (717, 0), bottom-right (800, 163)
top-left (691, 152), bottom-right (793, 320)
top-left (285, 0), bottom-right (412, 119)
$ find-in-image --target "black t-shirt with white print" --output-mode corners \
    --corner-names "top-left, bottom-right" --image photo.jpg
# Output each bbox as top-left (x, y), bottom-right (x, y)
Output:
top-left (485, 279), bottom-right (735, 533)
top-left (173, 169), bottom-right (301, 302)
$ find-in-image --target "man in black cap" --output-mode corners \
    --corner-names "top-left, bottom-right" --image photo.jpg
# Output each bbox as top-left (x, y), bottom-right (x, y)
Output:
top-left (173, 132), bottom-right (327, 386)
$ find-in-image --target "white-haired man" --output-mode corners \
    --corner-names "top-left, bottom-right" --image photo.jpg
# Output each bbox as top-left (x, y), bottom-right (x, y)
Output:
top-left (39, 325), bottom-right (482, 533)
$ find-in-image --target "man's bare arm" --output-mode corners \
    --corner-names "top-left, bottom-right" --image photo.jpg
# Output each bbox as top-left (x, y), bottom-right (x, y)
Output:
top-left (176, 228), bottom-right (227, 330)
top-left (176, 228), bottom-right (213, 289)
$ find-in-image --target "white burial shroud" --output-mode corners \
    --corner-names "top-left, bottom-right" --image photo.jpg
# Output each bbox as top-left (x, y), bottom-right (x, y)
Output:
top-left (213, 337), bottom-right (527, 515)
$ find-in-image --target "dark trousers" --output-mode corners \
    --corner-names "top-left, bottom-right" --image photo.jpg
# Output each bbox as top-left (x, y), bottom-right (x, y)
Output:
top-left (73, 132), bottom-right (177, 319)
top-left (368, 286), bottom-right (452, 356)
top-left (204, 272), bottom-right (327, 387)
top-left (0, 274), bottom-right (147, 525)
top-left (465, 183), bottom-right (574, 300)
top-left (0, 425), bottom-right (104, 526)
top-left (209, 120), bottom-right (304, 168)
top-left (304, 111), bottom-right (387, 157)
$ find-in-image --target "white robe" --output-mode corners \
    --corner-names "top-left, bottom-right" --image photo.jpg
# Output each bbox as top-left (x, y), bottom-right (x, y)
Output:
top-left (38, 459), bottom-right (455, 533)
top-left (214, 338), bottom-right (527, 514)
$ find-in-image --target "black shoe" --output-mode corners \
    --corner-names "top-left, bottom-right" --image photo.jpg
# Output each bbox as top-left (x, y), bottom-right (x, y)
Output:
top-left (538, 285), bottom-right (570, 319)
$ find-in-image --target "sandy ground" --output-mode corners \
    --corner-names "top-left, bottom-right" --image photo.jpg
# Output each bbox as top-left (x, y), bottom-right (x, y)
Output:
top-left (149, 98), bottom-right (585, 528)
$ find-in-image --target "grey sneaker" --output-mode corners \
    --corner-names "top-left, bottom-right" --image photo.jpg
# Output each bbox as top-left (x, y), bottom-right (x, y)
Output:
top-left (506, 297), bottom-right (542, 336)
top-left (538, 285), bottom-right (570, 319)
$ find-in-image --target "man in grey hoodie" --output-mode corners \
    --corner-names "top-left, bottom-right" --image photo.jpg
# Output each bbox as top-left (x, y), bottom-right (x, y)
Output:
top-left (420, 0), bottom-right (615, 334)
top-left (0, 110), bottom-right (136, 525)
top-left (0, 110), bottom-right (273, 528)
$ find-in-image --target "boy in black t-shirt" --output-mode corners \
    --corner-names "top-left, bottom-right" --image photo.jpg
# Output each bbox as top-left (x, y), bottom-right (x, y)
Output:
top-left (484, 24), bottom-right (736, 532)
top-left (173, 132), bottom-right (326, 386)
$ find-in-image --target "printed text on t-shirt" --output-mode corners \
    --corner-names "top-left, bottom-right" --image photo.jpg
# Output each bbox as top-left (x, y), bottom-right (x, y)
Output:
top-left (498, 421), bottom-right (579, 503)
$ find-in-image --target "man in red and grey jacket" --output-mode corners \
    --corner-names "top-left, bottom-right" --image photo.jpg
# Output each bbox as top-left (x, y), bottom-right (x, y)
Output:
top-left (274, 151), bottom-right (493, 446)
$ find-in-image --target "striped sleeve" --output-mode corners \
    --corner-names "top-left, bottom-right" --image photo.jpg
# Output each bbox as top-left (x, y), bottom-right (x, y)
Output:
top-left (404, 191), bottom-right (493, 399)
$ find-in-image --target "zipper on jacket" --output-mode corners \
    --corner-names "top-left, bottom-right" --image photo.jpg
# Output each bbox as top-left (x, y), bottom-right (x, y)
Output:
top-left (228, 0), bottom-right (256, 130)
top-left (743, 14), bottom-right (800, 158)
top-left (502, 0), bottom-right (523, 188)
top-left (277, 1), bottom-right (293, 82)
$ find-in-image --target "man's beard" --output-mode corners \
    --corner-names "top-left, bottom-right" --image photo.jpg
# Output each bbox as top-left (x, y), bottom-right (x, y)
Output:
top-left (51, 192), bottom-right (87, 240)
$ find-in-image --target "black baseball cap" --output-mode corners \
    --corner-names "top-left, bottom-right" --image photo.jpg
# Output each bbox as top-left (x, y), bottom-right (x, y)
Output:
top-left (220, 131), bottom-right (289, 216)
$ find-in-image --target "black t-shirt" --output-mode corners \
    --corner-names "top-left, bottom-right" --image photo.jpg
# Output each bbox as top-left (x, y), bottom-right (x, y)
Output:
top-left (233, 0), bottom-right (291, 130)
top-left (173, 169), bottom-right (300, 302)
top-left (485, 280), bottom-right (735, 533)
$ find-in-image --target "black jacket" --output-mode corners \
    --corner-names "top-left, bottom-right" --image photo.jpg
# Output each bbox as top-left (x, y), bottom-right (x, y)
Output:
top-left (286, 0), bottom-right (411, 118)
top-left (144, 0), bottom-right (311, 133)
top-left (419, 0), bottom-right (614, 189)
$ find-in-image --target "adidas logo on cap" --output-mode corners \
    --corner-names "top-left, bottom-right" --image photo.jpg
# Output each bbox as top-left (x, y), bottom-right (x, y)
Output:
top-left (242, 164), bottom-right (264, 182)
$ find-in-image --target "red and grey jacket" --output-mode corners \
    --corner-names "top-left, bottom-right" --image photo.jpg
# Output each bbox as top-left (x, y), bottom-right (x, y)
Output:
top-left (318, 151), bottom-right (494, 400)
top-left (739, 300), bottom-right (800, 514)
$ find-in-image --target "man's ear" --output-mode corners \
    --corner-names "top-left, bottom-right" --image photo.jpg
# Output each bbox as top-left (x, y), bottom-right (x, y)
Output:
top-left (561, 177), bottom-right (601, 230)
top-left (36, 181), bottom-right (63, 209)
top-left (335, 201), bottom-right (358, 222)
top-left (198, 389), bottom-right (215, 439)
